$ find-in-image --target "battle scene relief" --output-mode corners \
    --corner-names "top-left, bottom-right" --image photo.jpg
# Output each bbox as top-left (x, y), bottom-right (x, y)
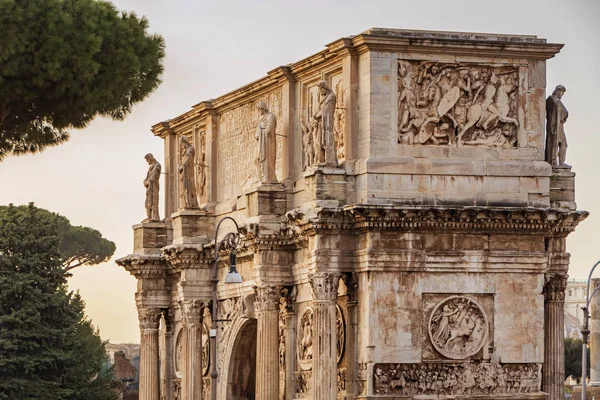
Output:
top-left (398, 60), bottom-right (519, 148)
top-left (373, 363), bottom-right (541, 396)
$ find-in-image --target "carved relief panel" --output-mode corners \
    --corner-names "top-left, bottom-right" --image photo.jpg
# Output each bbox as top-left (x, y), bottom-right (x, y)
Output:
top-left (331, 73), bottom-right (345, 163)
top-left (194, 125), bottom-right (207, 199)
top-left (373, 362), bottom-right (541, 396)
top-left (218, 90), bottom-right (283, 200)
top-left (422, 294), bottom-right (494, 361)
top-left (398, 60), bottom-right (519, 148)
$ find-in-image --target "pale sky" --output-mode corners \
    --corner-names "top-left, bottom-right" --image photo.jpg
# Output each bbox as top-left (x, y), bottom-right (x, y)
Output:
top-left (1, 0), bottom-right (598, 344)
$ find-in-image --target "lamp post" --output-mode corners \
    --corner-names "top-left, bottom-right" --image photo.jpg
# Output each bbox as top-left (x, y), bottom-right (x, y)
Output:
top-left (581, 260), bottom-right (600, 400)
top-left (210, 217), bottom-right (243, 400)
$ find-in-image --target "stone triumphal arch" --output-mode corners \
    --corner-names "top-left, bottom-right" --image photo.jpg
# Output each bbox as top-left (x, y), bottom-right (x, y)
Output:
top-left (118, 28), bottom-right (587, 400)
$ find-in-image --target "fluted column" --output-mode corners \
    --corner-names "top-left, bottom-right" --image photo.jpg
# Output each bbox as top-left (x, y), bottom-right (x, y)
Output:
top-left (181, 300), bottom-right (205, 400)
top-left (343, 273), bottom-right (358, 400)
top-left (255, 285), bottom-right (280, 400)
top-left (160, 311), bottom-right (173, 400)
top-left (543, 274), bottom-right (567, 400)
top-left (281, 287), bottom-right (297, 400)
top-left (590, 278), bottom-right (600, 385)
top-left (138, 307), bottom-right (162, 400)
top-left (309, 272), bottom-right (341, 400)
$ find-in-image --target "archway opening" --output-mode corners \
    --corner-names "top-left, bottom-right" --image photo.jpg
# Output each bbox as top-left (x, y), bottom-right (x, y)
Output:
top-left (226, 319), bottom-right (257, 399)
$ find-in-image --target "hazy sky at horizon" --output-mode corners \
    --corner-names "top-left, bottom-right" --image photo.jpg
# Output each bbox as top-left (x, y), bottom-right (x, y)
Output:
top-left (1, 0), bottom-right (598, 344)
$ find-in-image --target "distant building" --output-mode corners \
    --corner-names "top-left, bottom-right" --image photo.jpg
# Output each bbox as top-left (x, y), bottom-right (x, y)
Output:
top-left (105, 343), bottom-right (140, 400)
top-left (565, 278), bottom-right (586, 339)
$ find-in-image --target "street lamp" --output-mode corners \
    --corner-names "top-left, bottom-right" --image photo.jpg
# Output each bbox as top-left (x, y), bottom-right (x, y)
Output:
top-left (210, 216), bottom-right (243, 400)
top-left (581, 260), bottom-right (600, 400)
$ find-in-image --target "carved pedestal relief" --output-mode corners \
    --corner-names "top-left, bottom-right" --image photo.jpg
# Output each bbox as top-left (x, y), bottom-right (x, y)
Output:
top-left (398, 60), bottom-right (519, 148)
top-left (373, 363), bottom-right (541, 396)
top-left (428, 296), bottom-right (489, 360)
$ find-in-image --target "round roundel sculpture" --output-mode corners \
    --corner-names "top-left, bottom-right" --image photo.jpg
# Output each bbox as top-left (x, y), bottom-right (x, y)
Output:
top-left (428, 296), bottom-right (489, 360)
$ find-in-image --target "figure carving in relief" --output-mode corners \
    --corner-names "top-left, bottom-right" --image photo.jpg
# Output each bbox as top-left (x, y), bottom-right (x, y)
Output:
top-left (333, 80), bottom-right (345, 162)
top-left (197, 132), bottom-right (207, 197)
top-left (178, 136), bottom-right (199, 209)
top-left (301, 120), bottom-right (316, 170)
top-left (428, 296), bottom-right (488, 360)
top-left (545, 85), bottom-right (570, 168)
top-left (201, 323), bottom-right (210, 376)
top-left (255, 100), bottom-right (277, 183)
top-left (297, 308), bottom-right (313, 370)
top-left (143, 153), bottom-right (161, 222)
top-left (311, 80), bottom-right (337, 166)
top-left (373, 363), bottom-right (539, 396)
top-left (399, 60), bottom-right (519, 148)
top-left (336, 305), bottom-right (345, 363)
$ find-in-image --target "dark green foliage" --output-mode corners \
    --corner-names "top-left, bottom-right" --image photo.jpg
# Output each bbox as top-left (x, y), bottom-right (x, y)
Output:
top-left (0, 0), bottom-right (165, 159)
top-left (564, 337), bottom-right (589, 383)
top-left (0, 204), bottom-right (118, 399)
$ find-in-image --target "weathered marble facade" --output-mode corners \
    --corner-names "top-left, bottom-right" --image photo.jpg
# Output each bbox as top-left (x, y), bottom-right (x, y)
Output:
top-left (117, 29), bottom-right (587, 400)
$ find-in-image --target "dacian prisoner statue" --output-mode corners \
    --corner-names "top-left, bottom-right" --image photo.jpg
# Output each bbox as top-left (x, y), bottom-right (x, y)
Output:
top-left (178, 135), bottom-right (199, 208)
top-left (545, 85), bottom-right (570, 168)
top-left (255, 100), bottom-right (277, 183)
top-left (143, 153), bottom-right (161, 222)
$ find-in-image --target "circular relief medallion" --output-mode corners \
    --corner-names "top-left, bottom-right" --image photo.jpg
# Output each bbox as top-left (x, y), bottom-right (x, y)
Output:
top-left (174, 329), bottom-right (184, 374)
top-left (428, 296), bottom-right (489, 360)
top-left (297, 307), bottom-right (314, 371)
top-left (336, 305), bottom-right (345, 364)
top-left (202, 323), bottom-right (210, 376)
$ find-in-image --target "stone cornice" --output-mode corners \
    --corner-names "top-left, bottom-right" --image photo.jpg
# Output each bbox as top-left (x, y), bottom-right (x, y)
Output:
top-left (350, 28), bottom-right (563, 60)
top-left (116, 254), bottom-right (168, 280)
top-left (162, 244), bottom-right (214, 270)
top-left (290, 206), bottom-right (588, 237)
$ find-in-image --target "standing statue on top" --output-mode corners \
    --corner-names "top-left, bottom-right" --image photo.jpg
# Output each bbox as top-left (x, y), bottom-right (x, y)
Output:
top-left (545, 85), bottom-right (570, 169)
top-left (178, 136), bottom-right (199, 208)
top-left (255, 100), bottom-right (277, 183)
top-left (143, 153), bottom-right (161, 222)
top-left (313, 80), bottom-right (337, 166)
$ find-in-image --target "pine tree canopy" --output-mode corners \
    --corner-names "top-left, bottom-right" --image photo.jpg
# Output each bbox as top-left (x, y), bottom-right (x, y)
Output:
top-left (0, 0), bottom-right (165, 159)
top-left (0, 203), bottom-right (119, 400)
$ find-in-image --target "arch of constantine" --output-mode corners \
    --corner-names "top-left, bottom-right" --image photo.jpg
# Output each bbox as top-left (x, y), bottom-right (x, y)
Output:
top-left (117, 28), bottom-right (587, 400)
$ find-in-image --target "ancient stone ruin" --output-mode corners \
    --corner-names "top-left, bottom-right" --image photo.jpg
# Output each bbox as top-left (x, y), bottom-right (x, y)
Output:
top-left (117, 28), bottom-right (587, 400)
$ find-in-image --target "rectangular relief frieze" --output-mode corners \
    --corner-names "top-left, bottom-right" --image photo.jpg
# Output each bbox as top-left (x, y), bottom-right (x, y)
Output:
top-left (398, 60), bottom-right (519, 148)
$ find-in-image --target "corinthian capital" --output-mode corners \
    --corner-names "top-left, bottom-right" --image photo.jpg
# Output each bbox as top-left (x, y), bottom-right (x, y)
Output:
top-left (309, 272), bottom-right (342, 302)
top-left (138, 307), bottom-right (162, 330)
top-left (180, 299), bottom-right (208, 325)
top-left (544, 273), bottom-right (568, 302)
top-left (254, 285), bottom-right (280, 313)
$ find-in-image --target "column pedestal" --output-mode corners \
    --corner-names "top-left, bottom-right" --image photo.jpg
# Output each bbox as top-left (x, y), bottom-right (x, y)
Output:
top-left (255, 286), bottom-right (280, 400)
top-left (309, 272), bottom-right (341, 400)
top-left (543, 274), bottom-right (567, 400)
top-left (138, 308), bottom-right (162, 400)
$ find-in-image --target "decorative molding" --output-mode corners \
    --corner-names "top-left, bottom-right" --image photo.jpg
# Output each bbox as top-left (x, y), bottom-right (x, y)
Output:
top-left (116, 254), bottom-right (168, 280)
top-left (309, 272), bottom-right (342, 302)
top-left (254, 285), bottom-right (280, 313)
top-left (138, 307), bottom-right (162, 330)
top-left (544, 273), bottom-right (568, 302)
top-left (180, 299), bottom-right (208, 325)
top-left (280, 286), bottom-right (297, 314)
